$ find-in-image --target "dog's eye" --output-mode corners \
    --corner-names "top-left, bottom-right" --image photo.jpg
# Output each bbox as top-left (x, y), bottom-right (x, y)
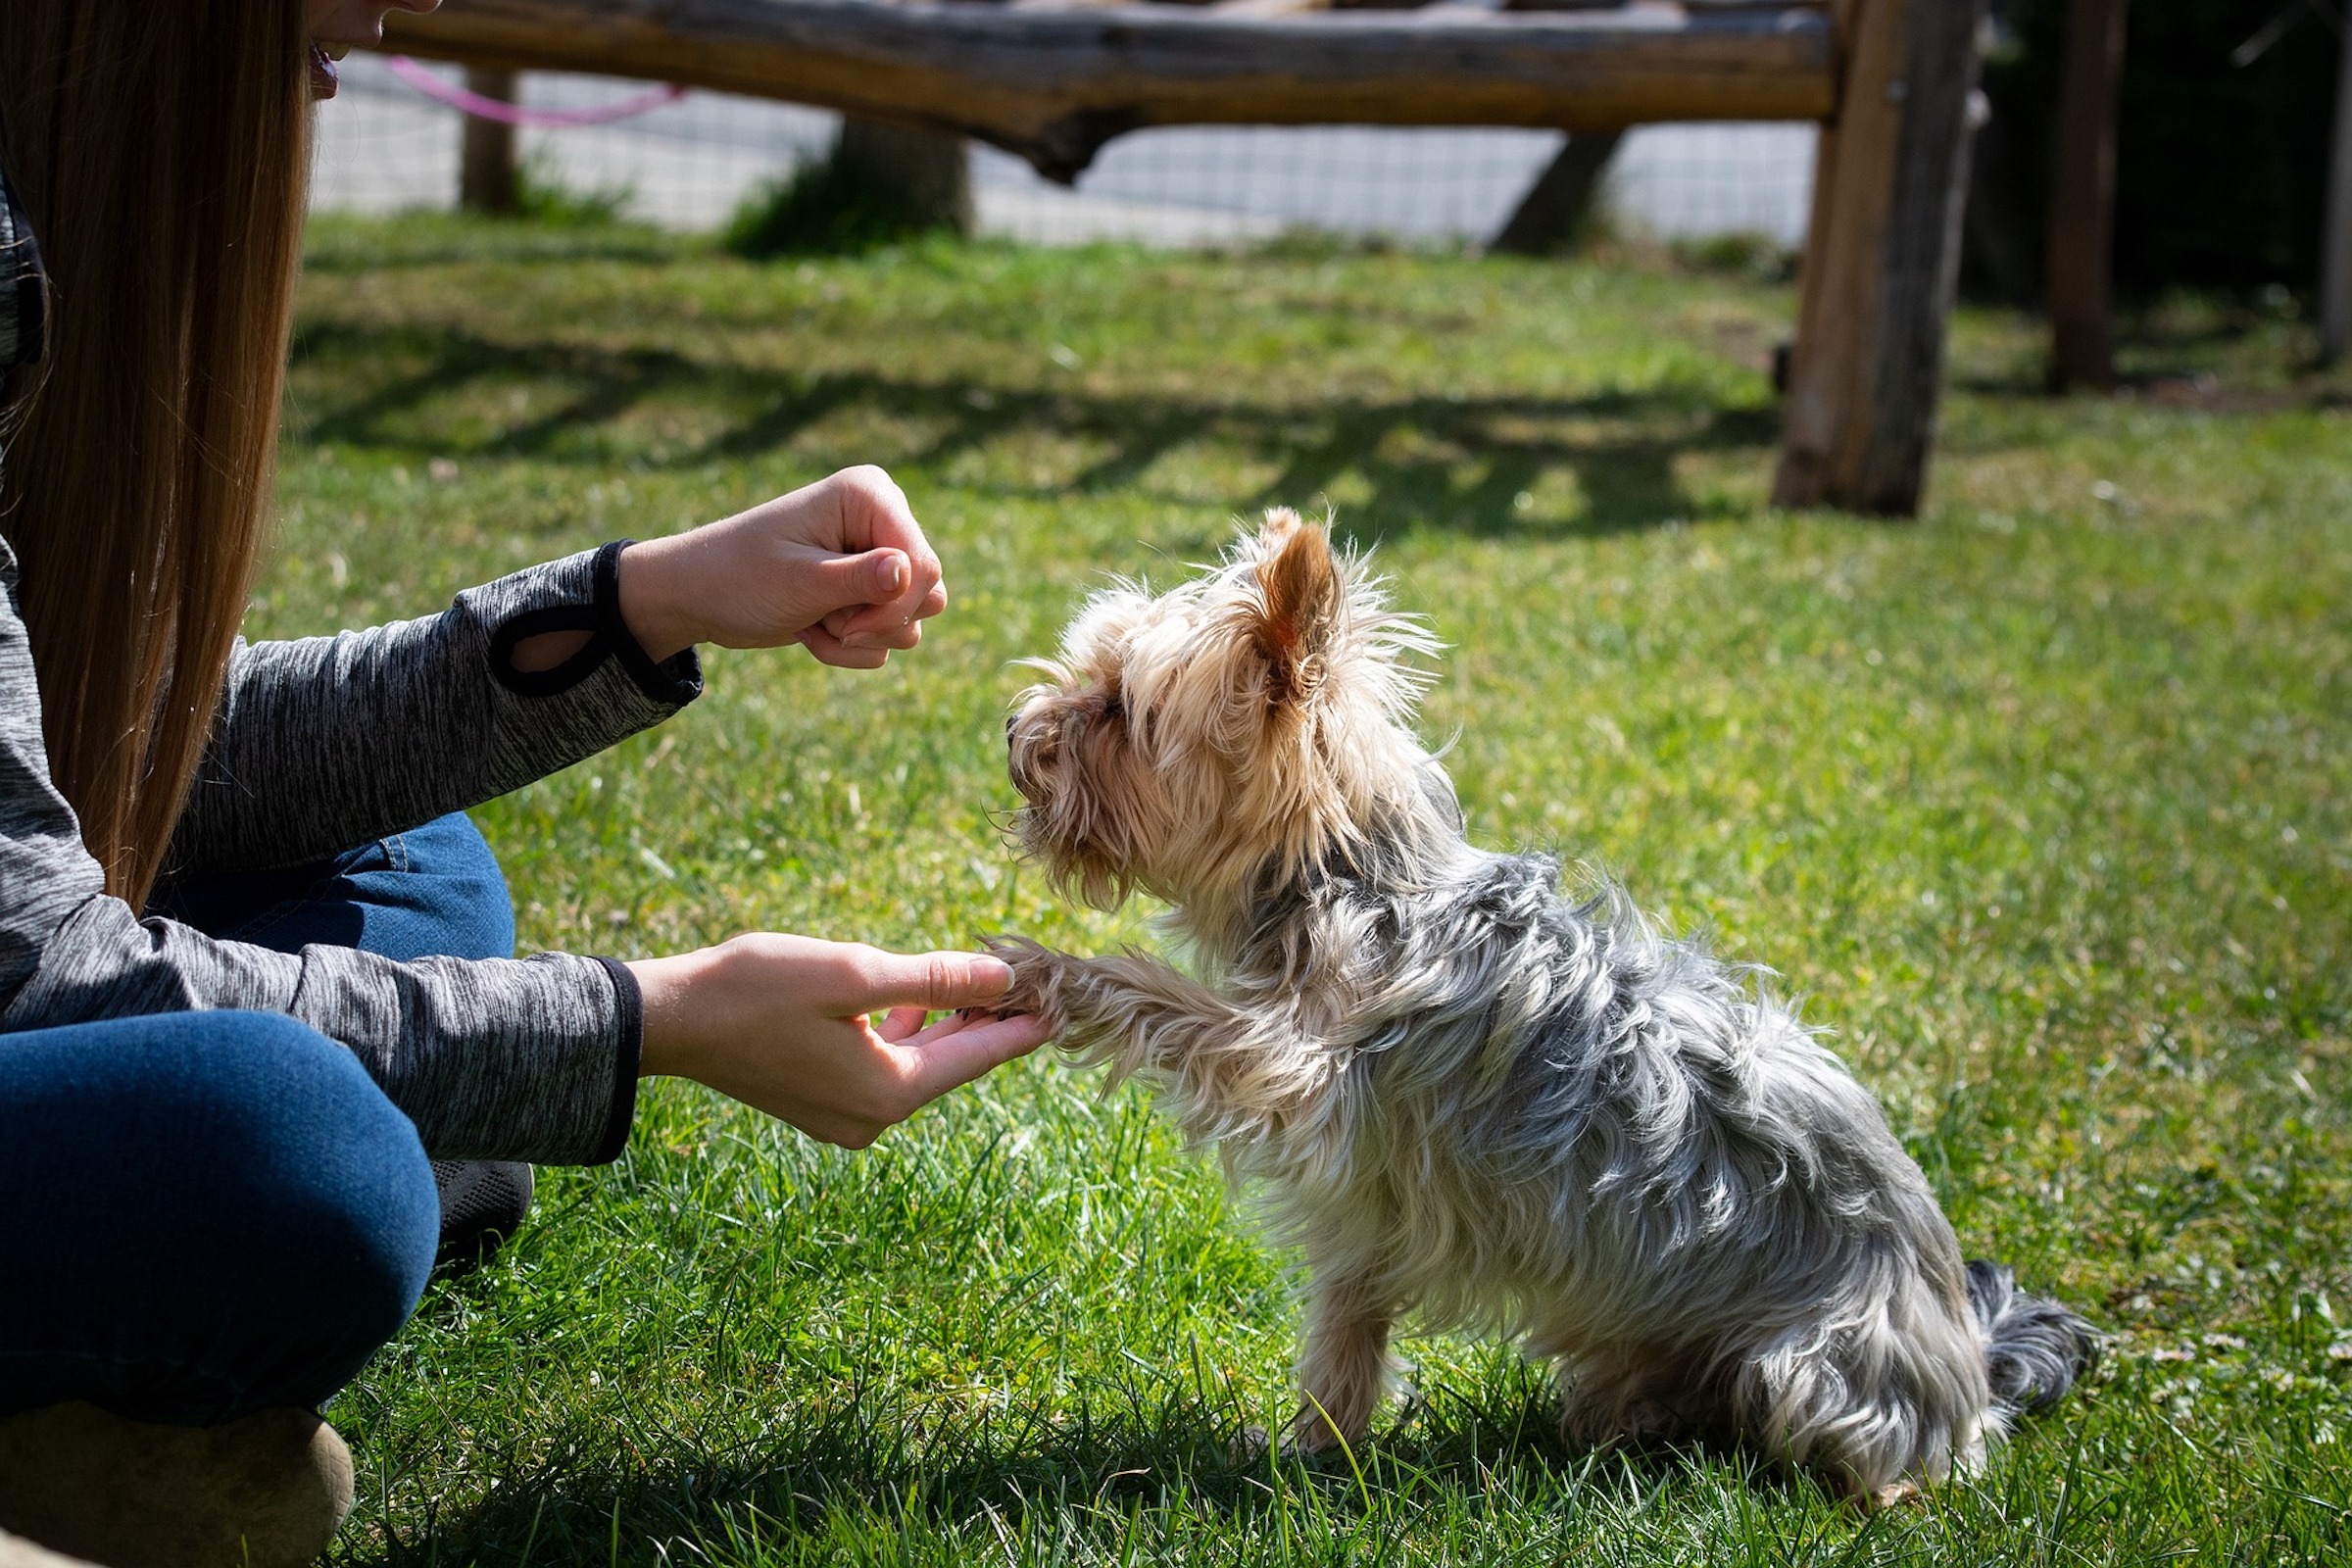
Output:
top-left (1101, 692), bottom-right (1125, 724)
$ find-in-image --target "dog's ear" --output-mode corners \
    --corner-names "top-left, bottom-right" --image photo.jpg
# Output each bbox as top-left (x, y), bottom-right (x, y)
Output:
top-left (1251, 508), bottom-right (1340, 706)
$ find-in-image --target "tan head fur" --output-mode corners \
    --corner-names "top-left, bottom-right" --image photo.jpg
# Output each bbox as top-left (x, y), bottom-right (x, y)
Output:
top-left (1005, 509), bottom-right (1439, 947)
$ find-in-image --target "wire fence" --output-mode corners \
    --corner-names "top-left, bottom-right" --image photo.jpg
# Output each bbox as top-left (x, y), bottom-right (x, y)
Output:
top-left (313, 53), bottom-right (1818, 249)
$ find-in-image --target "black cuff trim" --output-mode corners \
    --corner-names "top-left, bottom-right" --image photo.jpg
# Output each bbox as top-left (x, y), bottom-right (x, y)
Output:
top-left (588, 955), bottom-right (643, 1165)
top-left (487, 541), bottom-right (704, 706)
top-left (592, 540), bottom-right (705, 705)
top-left (486, 601), bottom-right (602, 698)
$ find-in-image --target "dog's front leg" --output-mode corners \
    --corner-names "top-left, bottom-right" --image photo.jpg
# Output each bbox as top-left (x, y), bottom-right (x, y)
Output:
top-left (1288, 1268), bottom-right (1399, 1455)
top-left (985, 937), bottom-right (1324, 1136)
top-left (986, 935), bottom-right (1249, 1073)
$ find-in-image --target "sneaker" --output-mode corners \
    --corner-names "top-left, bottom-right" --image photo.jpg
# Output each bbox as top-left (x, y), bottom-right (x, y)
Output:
top-left (0, 1402), bottom-right (352, 1568)
top-left (430, 1158), bottom-right (534, 1275)
top-left (0, 1529), bottom-right (102, 1567)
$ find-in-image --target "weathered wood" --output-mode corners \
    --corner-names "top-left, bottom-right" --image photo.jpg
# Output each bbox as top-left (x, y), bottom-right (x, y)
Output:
top-left (1774, 0), bottom-right (1889, 510)
top-left (1503, 0), bottom-right (1827, 8)
top-left (1772, 0), bottom-right (1984, 515)
top-left (1206, 0), bottom-right (1333, 16)
top-left (380, 0), bottom-right (1835, 181)
top-left (836, 117), bottom-right (974, 235)
top-left (2320, 5), bottom-right (2352, 365)
top-left (459, 68), bottom-right (520, 215)
top-left (2045, 0), bottom-right (2127, 391)
top-left (1488, 129), bottom-right (1623, 253)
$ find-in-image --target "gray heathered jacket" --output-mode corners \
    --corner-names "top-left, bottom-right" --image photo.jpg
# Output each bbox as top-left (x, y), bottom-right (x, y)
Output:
top-left (0, 535), bottom-right (700, 1164)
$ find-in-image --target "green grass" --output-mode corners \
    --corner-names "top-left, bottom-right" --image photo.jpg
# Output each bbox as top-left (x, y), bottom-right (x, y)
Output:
top-left (274, 215), bottom-right (2352, 1565)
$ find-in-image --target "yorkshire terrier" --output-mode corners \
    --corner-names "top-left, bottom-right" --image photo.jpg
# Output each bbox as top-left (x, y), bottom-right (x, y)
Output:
top-left (992, 510), bottom-right (2096, 1501)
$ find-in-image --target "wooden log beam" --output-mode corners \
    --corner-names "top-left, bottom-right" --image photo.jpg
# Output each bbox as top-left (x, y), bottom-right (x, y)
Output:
top-left (1203, 0), bottom-right (1334, 17)
top-left (381, 0), bottom-right (1835, 181)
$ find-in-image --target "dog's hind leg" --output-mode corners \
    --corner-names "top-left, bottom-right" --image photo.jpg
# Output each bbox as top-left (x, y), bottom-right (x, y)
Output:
top-left (1555, 1350), bottom-right (1716, 1455)
top-left (1287, 1269), bottom-right (1399, 1456)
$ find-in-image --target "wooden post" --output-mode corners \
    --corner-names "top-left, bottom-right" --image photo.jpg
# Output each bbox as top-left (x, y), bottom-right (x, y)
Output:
top-left (835, 117), bottom-right (974, 234)
top-left (2321, 7), bottom-right (2352, 366)
top-left (1489, 130), bottom-right (1624, 255)
top-left (1773, 0), bottom-right (1988, 515)
top-left (2044, 0), bottom-right (2127, 391)
top-left (459, 68), bottom-right (520, 215)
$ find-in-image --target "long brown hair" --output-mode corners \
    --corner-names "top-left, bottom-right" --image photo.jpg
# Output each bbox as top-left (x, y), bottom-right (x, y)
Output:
top-left (0, 0), bottom-right (311, 907)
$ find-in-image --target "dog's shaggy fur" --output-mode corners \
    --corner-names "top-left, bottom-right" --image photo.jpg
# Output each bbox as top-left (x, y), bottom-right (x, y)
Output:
top-left (993, 510), bottom-right (2097, 1500)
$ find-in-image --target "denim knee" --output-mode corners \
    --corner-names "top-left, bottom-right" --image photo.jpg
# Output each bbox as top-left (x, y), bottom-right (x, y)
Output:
top-left (209, 1012), bottom-right (441, 1371)
top-left (381, 811), bottom-right (516, 960)
top-left (146, 810), bottom-right (517, 962)
top-left (0, 1009), bottom-right (439, 1424)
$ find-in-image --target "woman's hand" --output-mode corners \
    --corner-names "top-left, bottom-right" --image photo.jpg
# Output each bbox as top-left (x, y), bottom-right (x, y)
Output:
top-left (617, 466), bottom-right (949, 670)
top-left (628, 936), bottom-right (1053, 1148)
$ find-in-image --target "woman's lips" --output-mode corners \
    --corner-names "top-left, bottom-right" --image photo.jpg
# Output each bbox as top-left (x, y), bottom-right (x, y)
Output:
top-left (310, 43), bottom-right (340, 100)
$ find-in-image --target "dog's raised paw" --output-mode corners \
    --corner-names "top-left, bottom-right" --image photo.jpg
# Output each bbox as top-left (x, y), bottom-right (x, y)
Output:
top-left (981, 933), bottom-right (1067, 1032)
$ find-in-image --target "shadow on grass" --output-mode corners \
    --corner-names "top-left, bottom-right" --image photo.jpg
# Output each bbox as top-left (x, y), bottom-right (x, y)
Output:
top-left (356, 1375), bottom-right (1809, 1567)
top-left (1949, 299), bottom-right (2352, 410)
top-left (288, 320), bottom-right (1782, 541)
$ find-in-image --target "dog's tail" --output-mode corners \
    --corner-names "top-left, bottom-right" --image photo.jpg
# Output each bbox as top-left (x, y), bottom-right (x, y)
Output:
top-left (1966, 1259), bottom-right (2100, 1417)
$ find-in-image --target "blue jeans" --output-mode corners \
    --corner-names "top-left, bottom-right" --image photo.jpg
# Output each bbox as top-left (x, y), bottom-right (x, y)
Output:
top-left (0, 814), bottom-right (514, 1425)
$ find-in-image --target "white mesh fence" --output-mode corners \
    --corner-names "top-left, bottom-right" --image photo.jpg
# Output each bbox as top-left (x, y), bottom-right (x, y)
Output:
top-left (312, 53), bottom-right (1817, 249)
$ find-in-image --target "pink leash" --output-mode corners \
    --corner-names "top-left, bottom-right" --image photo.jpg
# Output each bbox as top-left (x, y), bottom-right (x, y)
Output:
top-left (382, 56), bottom-right (686, 127)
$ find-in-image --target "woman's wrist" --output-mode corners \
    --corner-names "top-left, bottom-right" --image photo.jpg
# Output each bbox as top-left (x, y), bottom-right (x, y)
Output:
top-left (614, 534), bottom-right (706, 664)
top-left (629, 944), bottom-right (724, 1080)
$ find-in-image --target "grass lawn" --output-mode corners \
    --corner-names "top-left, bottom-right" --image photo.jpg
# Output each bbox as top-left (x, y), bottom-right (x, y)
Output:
top-left (273, 215), bottom-right (2352, 1565)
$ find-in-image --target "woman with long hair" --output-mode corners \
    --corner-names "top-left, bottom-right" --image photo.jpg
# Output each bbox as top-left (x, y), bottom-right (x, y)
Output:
top-left (0, 3), bottom-right (1050, 1563)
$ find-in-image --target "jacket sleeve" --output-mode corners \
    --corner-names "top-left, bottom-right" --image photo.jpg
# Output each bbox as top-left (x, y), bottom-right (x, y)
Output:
top-left (166, 541), bottom-right (701, 877)
top-left (0, 541), bottom-right (640, 1163)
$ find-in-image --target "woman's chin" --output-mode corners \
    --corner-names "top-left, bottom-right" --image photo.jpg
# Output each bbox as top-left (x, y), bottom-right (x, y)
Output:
top-left (309, 44), bottom-right (340, 101)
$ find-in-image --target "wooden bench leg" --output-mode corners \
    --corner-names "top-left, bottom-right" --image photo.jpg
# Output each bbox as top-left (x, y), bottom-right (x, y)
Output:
top-left (1774, 0), bottom-right (1987, 516)
top-left (459, 69), bottom-right (520, 216)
